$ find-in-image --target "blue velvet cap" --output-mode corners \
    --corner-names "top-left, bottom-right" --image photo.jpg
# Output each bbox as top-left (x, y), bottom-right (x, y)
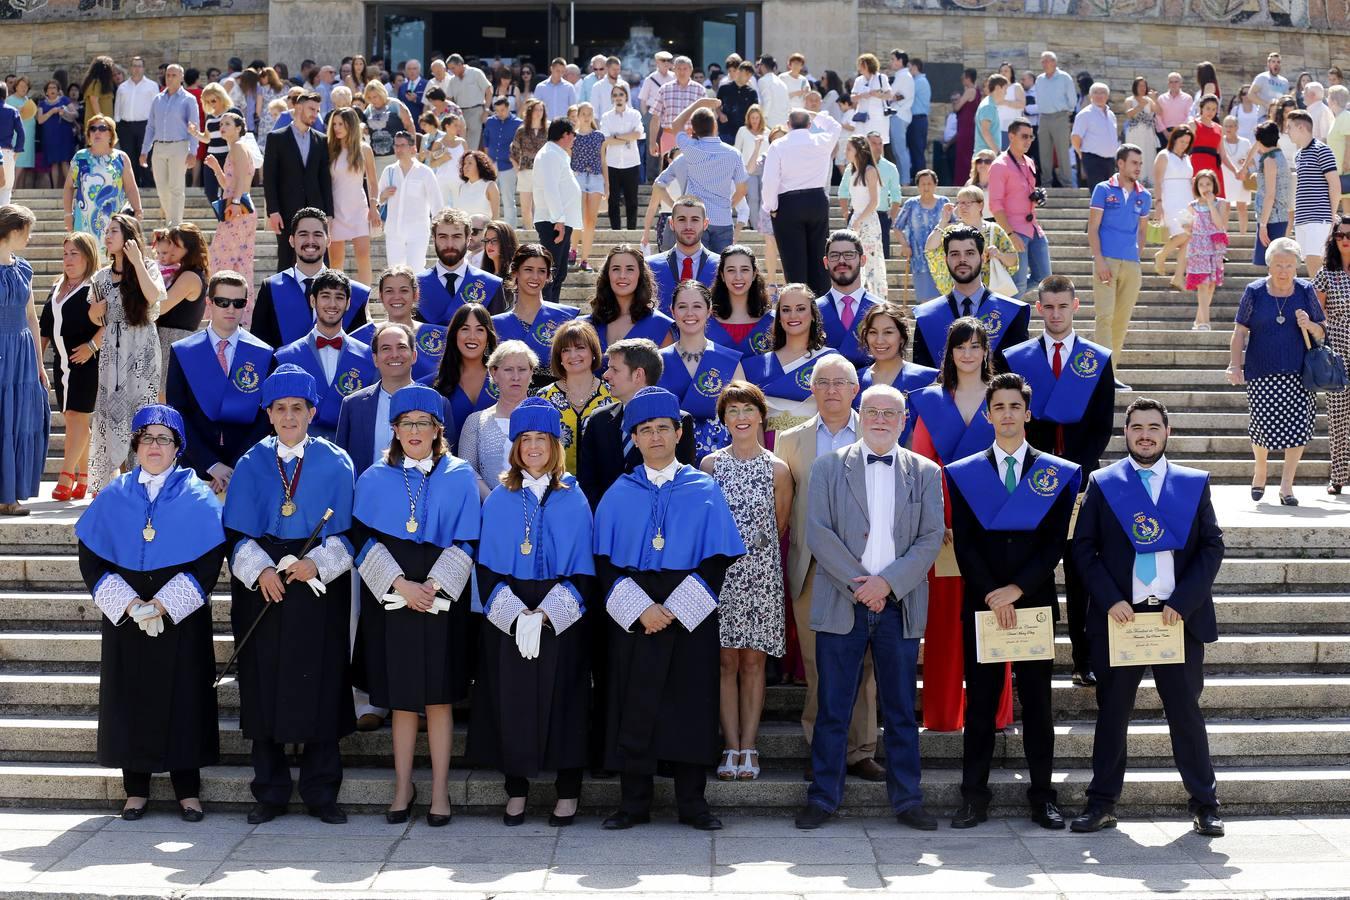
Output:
top-left (389, 384), bottom-right (445, 424)
top-left (622, 386), bottom-right (681, 435)
top-left (509, 396), bottom-right (562, 440)
top-left (261, 363), bottom-right (320, 407)
top-left (131, 404), bottom-right (187, 453)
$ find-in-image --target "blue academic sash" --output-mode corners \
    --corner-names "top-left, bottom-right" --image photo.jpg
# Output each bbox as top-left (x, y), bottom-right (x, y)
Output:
top-left (581, 310), bottom-right (677, 355)
top-left (913, 289), bottom-right (1026, 358)
top-left (172, 330), bottom-right (272, 424)
top-left (491, 302), bottom-right (578, 370)
top-left (479, 474), bottom-right (595, 581)
top-left (706, 313), bottom-right (776, 359)
top-left (1003, 337), bottom-right (1110, 425)
top-left (817, 293), bottom-right (878, 365)
top-left (275, 335), bottom-right (378, 429)
top-left (658, 343), bottom-right (740, 458)
top-left (265, 270), bottom-right (371, 346)
top-left (857, 361), bottom-right (939, 447)
top-left (908, 384), bottom-right (994, 464)
top-left (946, 450), bottom-right (1081, 531)
top-left (1095, 459), bottom-right (1208, 554)
top-left (743, 351), bottom-right (832, 403)
top-left (415, 265), bottom-right (503, 325)
top-left (352, 320), bottom-right (447, 383)
top-left (76, 466), bottom-right (224, 571)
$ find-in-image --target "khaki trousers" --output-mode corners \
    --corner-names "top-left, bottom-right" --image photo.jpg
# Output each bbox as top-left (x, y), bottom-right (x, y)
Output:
top-left (150, 140), bottom-right (190, 226)
top-left (793, 561), bottom-right (878, 764)
top-left (1092, 257), bottom-right (1142, 357)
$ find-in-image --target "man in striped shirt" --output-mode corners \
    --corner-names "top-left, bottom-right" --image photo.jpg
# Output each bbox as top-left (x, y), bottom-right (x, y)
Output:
top-left (649, 57), bottom-right (707, 165)
top-left (1289, 110), bottom-right (1343, 276)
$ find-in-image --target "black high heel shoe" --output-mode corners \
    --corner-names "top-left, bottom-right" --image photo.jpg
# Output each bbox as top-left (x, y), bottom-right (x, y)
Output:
top-left (549, 799), bottom-right (579, 827)
top-left (425, 809), bottom-right (452, 827)
top-left (386, 784), bottom-right (417, 825)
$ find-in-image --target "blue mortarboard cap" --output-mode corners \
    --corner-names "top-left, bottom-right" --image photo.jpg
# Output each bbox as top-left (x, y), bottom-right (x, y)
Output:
top-left (509, 396), bottom-right (563, 440)
top-left (622, 386), bottom-right (681, 435)
top-left (261, 363), bottom-right (320, 407)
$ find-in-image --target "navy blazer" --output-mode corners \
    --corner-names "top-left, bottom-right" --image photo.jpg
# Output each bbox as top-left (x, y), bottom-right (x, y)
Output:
top-left (1071, 464), bottom-right (1225, 643)
top-left (335, 382), bottom-right (457, 477)
top-left (647, 246), bottom-right (718, 314)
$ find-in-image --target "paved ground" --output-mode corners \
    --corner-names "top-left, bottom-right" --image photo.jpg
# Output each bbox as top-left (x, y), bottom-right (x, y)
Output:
top-left (0, 809), bottom-right (1346, 898)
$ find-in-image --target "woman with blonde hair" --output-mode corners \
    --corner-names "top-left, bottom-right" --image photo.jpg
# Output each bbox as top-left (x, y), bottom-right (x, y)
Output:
top-left (39, 231), bottom-right (101, 501)
top-left (64, 115), bottom-right (141, 246)
top-left (188, 83), bottom-right (240, 205)
top-left (326, 107), bottom-right (381, 285)
top-left (458, 340), bottom-right (540, 498)
top-left (851, 53), bottom-right (890, 145)
top-left (363, 80), bottom-right (415, 162)
top-left (735, 104), bottom-right (769, 229)
top-left (569, 102), bottom-right (607, 271)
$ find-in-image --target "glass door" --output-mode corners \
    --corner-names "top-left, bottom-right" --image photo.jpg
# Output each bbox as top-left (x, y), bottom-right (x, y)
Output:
top-left (374, 6), bottom-right (430, 69)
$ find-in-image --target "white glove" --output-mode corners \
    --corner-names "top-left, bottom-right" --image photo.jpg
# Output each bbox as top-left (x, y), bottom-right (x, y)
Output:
top-left (515, 611), bottom-right (544, 659)
top-left (382, 581), bottom-right (452, 614)
top-left (276, 554), bottom-right (326, 596)
top-left (130, 602), bottom-right (163, 636)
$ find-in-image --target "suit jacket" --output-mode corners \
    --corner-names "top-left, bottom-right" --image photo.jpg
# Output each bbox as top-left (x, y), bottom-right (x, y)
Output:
top-left (947, 446), bottom-right (1078, 617)
top-left (1071, 462), bottom-right (1225, 643)
top-left (334, 382), bottom-right (457, 477)
top-left (262, 125), bottom-right (333, 231)
top-left (647, 246), bottom-right (718, 314)
top-left (1003, 335), bottom-right (1116, 479)
top-left (805, 442), bottom-right (945, 638)
top-left (774, 415), bottom-right (824, 599)
top-left (164, 336), bottom-right (274, 480)
top-left (911, 292), bottom-right (1030, 370)
top-left (575, 401), bottom-right (697, 510)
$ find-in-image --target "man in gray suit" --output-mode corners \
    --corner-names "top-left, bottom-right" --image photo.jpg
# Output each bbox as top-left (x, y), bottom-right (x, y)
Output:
top-left (795, 383), bottom-right (945, 831)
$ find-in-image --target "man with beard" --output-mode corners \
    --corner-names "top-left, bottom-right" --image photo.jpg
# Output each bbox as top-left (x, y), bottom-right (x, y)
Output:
top-left (1069, 398), bottom-right (1225, 837)
top-left (815, 230), bottom-right (886, 368)
top-left (911, 226), bottom-right (1030, 369)
top-left (263, 91), bottom-right (332, 269)
top-left (416, 208), bottom-right (506, 325)
top-left (252, 209), bottom-right (372, 349)
top-left (645, 197), bottom-right (717, 314)
top-left (275, 269), bottom-right (378, 442)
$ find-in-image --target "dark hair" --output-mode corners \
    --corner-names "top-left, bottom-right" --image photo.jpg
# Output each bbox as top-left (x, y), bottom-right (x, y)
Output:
top-left (426, 86), bottom-right (446, 103)
top-left (1125, 396), bottom-right (1170, 428)
top-left (827, 228), bottom-right (864, 256)
top-left (911, 58), bottom-right (925, 73)
top-left (307, 268), bottom-right (351, 302)
top-left (81, 56), bottom-right (115, 97)
top-left (130, 423), bottom-right (182, 456)
top-left (1115, 143), bottom-right (1142, 164)
top-left (1286, 109), bottom-right (1314, 129)
top-left (607, 337), bottom-right (663, 385)
top-left (434, 303), bottom-right (499, 395)
top-left (690, 107), bottom-right (717, 138)
top-left (375, 265), bottom-right (418, 298)
top-left (938, 316), bottom-right (993, 388)
top-left (1254, 119), bottom-right (1281, 149)
top-left (484, 221), bottom-right (521, 277)
top-left (711, 245), bottom-right (769, 319)
top-left (860, 303), bottom-right (911, 361)
top-left (107, 213), bottom-right (151, 327)
top-left (1166, 126), bottom-right (1193, 154)
top-left (759, 55), bottom-right (777, 71)
top-left (0, 203), bottom-right (36, 243)
top-left (962, 67), bottom-right (978, 85)
top-left (1007, 117), bottom-right (1033, 135)
top-left (771, 286), bottom-right (826, 351)
top-left (985, 371), bottom-right (1031, 409)
top-left (848, 135), bottom-right (877, 186)
top-left (548, 319), bottom-right (603, 379)
top-left (290, 206), bottom-right (329, 233)
top-left (547, 118), bottom-right (575, 142)
top-left (1195, 61), bottom-right (1218, 93)
top-left (208, 269), bottom-right (248, 296)
top-left (942, 224), bottom-right (985, 255)
top-left (460, 149), bottom-right (498, 181)
top-left (1323, 214), bottom-right (1350, 271)
top-left (184, 67), bottom-right (200, 86)
top-left (295, 89), bottom-right (321, 106)
top-left (167, 222), bottom-right (210, 276)
top-left (508, 241), bottom-right (554, 280)
top-left (716, 379), bottom-right (769, 425)
top-left (1037, 273), bottom-right (1076, 298)
top-left (1131, 76), bottom-right (1149, 97)
top-left (590, 245), bottom-right (656, 325)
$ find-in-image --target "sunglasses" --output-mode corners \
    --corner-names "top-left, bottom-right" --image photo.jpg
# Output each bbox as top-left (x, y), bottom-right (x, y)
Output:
top-left (88, 124), bottom-right (112, 133)
top-left (1336, 232), bottom-right (1350, 241)
top-left (211, 296), bottom-right (248, 309)
top-left (470, 227), bottom-right (484, 235)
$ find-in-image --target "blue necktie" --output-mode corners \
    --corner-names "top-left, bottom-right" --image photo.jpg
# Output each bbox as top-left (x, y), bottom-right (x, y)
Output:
top-left (1134, 469), bottom-right (1157, 585)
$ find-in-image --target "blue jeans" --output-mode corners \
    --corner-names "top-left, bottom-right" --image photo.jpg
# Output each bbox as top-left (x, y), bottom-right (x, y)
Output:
top-left (906, 115), bottom-right (928, 182)
top-left (888, 115), bottom-right (912, 184)
top-left (807, 603), bottom-right (923, 815)
top-left (705, 223), bottom-right (734, 253)
top-left (1014, 231), bottom-right (1053, 298)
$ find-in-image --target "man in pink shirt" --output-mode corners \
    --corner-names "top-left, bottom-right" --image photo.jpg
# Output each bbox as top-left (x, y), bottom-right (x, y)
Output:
top-left (1155, 73), bottom-right (1193, 137)
top-left (987, 119), bottom-right (1051, 297)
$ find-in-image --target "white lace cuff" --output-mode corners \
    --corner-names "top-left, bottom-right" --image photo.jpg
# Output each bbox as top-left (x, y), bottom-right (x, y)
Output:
top-left (94, 574), bottom-right (137, 625)
top-left (231, 539), bottom-right (275, 590)
top-left (606, 577), bottom-right (655, 631)
top-left (430, 545), bottom-right (473, 599)
top-left (307, 535), bottom-right (353, 585)
top-left (665, 574), bottom-right (718, 631)
top-left (358, 542), bottom-right (404, 599)
top-left (485, 583), bottom-right (527, 634)
top-left (153, 573), bottom-right (206, 625)
top-left (540, 581), bottom-right (584, 635)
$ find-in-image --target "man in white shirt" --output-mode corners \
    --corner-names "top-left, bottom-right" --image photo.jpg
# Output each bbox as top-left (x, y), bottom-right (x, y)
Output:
top-left (115, 56), bottom-right (159, 187)
top-left (445, 54), bottom-right (492, 152)
top-left (532, 119), bottom-right (583, 303)
top-left (1305, 82), bottom-right (1335, 141)
top-left (426, 59), bottom-right (452, 98)
top-left (1251, 52), bottom-right (1291, 105)
top-left (756, 56), bottom-right (790, 129)
top-left (762, 107), bottom-right (842, 294)
top-left (781, 53), bottom-right (811, 104)
top-left (887, 50), bottom-right (916, 184)
top-left (377, 132), bottom-right (443, 270)
top-left (589, 56), bottom-right (625, 119)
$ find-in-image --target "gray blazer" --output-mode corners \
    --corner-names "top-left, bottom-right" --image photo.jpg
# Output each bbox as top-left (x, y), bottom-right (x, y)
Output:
top-left (805, 442), bottom-right (945, 638)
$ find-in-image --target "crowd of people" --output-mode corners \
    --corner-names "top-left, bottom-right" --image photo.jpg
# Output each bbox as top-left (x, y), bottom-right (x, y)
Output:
top-left (0, 39), bottom-right (1346, 839)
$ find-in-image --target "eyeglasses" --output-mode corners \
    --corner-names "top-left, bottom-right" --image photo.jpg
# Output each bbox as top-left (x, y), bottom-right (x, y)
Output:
top-left (211, 296), bottom-right (248, 309)
top-left (634, 423), bottom-right (676, 437)
top-left (813, 378), bottom-right (855, 390)
top-left (396, 419), bottom-right (437, 432)
top-left (470, 227), bottom-right (484, 235)
top-left (826, 251), bottom-right (859, 262)
top-left (861, 407), bottom-right (902, 421)
top-left (88, 125), bottom-right (111, 133)
top-left (483, 236), bottom-right (500, 246)
top-left (138, 434), bottom-right (177, 447)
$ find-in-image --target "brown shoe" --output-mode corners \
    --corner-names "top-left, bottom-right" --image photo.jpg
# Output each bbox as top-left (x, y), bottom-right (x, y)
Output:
top-left (847, 758), bottom-right (886, 782)
top-left (356, 713), bottom-right (385, 732)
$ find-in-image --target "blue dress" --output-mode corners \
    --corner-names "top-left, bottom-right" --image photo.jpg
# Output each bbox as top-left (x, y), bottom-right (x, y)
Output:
top-left (38, 98), bottom-right (76, 165)
top-left (0, 258), bottom-right (51, 504)
top-left (894, 196), bottom-right (948, 304)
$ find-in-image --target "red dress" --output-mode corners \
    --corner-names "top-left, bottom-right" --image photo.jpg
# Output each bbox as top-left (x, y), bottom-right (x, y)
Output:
top-left (954, 90), bottom-right (981, 187)
top-left (911, 419), bottom-right (1013, 733)
top-left (1189, 119), bottom-right (1226, 197)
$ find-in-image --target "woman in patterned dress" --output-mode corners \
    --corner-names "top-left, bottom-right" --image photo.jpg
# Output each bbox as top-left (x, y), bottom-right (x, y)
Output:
top-left (1313, 219), bottom-right (1350, 495)
top-left (844, 136), bottom-right (888, 300)
top-left (893, 170), bottom-right (950, 305)
top-left (203, 113), bottom-right (259, 308)
top-left (535, 320), bottom-right (613, 475)
top-left (703, 381), bottom-right (792, 781)
top-left (64, 115), bottom-right (141, 248)
top-left (1183, 170), bottom-right (1229, 330)
top-left (89, 213), bottom-right (165, 494)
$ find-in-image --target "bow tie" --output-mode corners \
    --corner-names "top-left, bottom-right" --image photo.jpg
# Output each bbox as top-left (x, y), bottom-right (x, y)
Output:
top-left (866, 453), bottom-right (893, 466)
top-left (522, 473), bottom-right (550, 499)
top-left (277, 441), bottom-right (306, 463)
top-left (138, 466), bottom-right (173, 488)
top-left (316, 336), bottom-right (343, 350)
top-left (403, 456), bottom-right (434, 474)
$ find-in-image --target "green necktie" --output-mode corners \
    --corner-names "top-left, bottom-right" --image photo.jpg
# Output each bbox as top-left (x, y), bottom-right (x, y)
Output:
top-left (1004, 456), bottom-right (1018, 494)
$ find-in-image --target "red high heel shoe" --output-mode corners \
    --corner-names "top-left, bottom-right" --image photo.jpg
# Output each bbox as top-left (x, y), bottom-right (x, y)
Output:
top-left (70, 471), bottom-right (88, 501)
top-left (51, 472), bottom-right (76, 502)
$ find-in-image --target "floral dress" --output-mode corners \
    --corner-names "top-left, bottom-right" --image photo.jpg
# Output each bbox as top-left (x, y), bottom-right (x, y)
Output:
top-left (894, 195), bottom-right (950, 304)
top-left (255, 85), bottom-right (287, 150)
top-left (70, 149), bottom-right (127, 247)
top-left (209, 153), bottom-right (258, 314)
top-left (534, 379), bottom-right (615, 474)
top-left (711, 450), bottom-right (784, 655)
top-left (1184, 199), bottom-right (1227, 289)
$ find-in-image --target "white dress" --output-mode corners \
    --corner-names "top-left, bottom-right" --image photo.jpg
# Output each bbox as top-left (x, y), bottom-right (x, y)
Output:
top-left (1160, 151), bottom-right (1194, 237)
top-left (849, 174), bottom-right (889, 300)
top-left (850, 73), bottom-right (891, 143)
top-left (434, 140), bottom-right (465, 204)
top-left (457, 178), bottom-right (494, 218)
top-left (1221, 135), bottom-right (1254, 204)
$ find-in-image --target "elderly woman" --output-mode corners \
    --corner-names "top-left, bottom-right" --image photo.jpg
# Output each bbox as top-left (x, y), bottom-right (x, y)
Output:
top-left (923, 186), bottom-right (1019, 297)
top-left (1227, 237), bottom-right (1327, 506)
top-left (458, 340), bottom-right (539, 498)
top-left (64, 115), bottom-right (141, 246)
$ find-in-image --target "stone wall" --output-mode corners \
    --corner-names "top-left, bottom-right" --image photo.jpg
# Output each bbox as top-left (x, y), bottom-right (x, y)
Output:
top-left (266, 0), bottom-right (363, 72)
top-left (762, 0), bottom-right (860, 76)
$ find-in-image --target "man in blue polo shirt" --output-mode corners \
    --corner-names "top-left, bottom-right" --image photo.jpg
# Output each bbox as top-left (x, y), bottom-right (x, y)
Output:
top-left (1086, 144), bottom-right (1150, 389)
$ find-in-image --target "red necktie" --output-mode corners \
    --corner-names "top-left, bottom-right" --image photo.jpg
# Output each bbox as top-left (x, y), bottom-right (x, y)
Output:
top-left (216, 339), bottom-right (229, 374)
top-left (1052, 341), bottom-right (1065, 454)
top-left (680, 255), bottom-right (694, 281)
top-left (317, 336), bottom-right (343, 350)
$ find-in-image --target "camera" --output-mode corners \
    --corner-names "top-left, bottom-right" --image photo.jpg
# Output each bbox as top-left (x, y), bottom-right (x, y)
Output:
top-left (1028, 188), bottom-right (1048, 208)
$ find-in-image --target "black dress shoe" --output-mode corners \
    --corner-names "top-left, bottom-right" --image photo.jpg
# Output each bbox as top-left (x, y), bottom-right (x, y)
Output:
top-left (1031, 801), bottom-right (1066, 830)
top-left (247, 802), bottom-right (286, 825)
top-left (548, 811), bottom-right (576, 827)
top-left (896, 805), bottom-right (938, 831)
top-left (847, 758), bottom-right (886, 782)
top-left (602, 811), bottom-right (650, 830)
top-left (503, 810), bottom-right (526, 826)
top-left (679, 811), bottom-right (723, 831)
top-left (1193, 808), bottom-right (1225, 836)
top-left (120, 803), bottom-right (147, 821)
top-left (386, 785), bottom-right (417, 825)
top-left (426, 811), bottom-right (452, 827)
top-left (308, 804), bottom-right (347, 825)
top-left (179, 804), bottom-right (205, 823)
top-left (950, 802), bottom-right (988, 829)
top-left (1071, 670), bottom-right (1097, 687)
top-left (794, 804), bottom-right (832, 830)
top-left (1070, 806), bottom-right (1118, 833)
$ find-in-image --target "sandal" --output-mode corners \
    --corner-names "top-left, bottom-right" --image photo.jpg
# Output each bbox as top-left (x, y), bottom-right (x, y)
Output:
top-left (717, 748), bottom-right (740, 781)
top-left (1280, 493), bottom-right (1299, 507)
top-left (70, 471), bottom-right (88, 501)
top-left (737, 749), bottom-right (761, 781)
top-left (51, 471), bottom-right (76, 502)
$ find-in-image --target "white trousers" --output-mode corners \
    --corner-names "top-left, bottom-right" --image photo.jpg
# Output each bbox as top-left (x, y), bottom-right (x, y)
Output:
top-left (384, 226), bottom-right (431, 270)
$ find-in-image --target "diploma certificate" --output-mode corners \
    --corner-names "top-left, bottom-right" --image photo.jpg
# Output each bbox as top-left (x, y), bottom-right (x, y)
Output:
top-left (1108, 613), bottom-right (1186, 667)
top-left (974, 606), bottom-right (1055, 663)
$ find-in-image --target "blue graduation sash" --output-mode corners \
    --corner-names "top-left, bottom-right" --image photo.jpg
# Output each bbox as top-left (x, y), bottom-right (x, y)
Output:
top-left (275, 334), bottom-right (378, 429)
top-left (857, 361), bottom-right (939, 447)
top-left (946, 451), bottom-right (1081, 531)
top-left (172, 330), bottom-right (272, 424)
top-left (1003, 337), bottom-right (1110, 425)
top-left (222, 436), bottom-right (355, 542)
top-left (351, 320), bottom-right (448, 383)
top-left (706, 313), bottom-right (776, 359)
top-left (415, 265), bottom-right (503, 325)
top-left (743, 351), bottom-right (831, 403)
top-left (265, 271), bottom-right (371, 346)
top-left (478, 475), bottom-right (595, 581)
top-left (908, 384), bottom-right (994, 464)
top-left (1095, 459), bottom-right (1208, 554)
top-left (491, 302), bottom-right (578, 370)
top-left (353, 455), bottom-right (480, 551)
top-left (817, 294), bottom-right (878, 365)
top-left (658, 344), bottom-right (740, 458)
top-left (913, 289), bottom-right (1026, 358)
top-left (76, 466), bottom-right (224, 570)
top-left (582, 310), bottom-right (677, 355)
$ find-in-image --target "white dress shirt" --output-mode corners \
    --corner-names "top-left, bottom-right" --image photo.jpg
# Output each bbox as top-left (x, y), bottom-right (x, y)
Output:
top-left (532, 141), bottom-right (584, 228)
top-left (824, 286), bottom-right (870, 323)
top-left (1044, 330), bottom-right (1076, 369)
top-left (379, 158), bottom-right (444, 233)
top-left (861, 444), bottom-right (898, 576)
top-left (1129, 456), bottom-right (1177, 603)
top-left (114, 76), bottom-right (159, 122)
top-left (589, 76), bottom-right (623, 119)
top-left (993, 440), bottom-right (1029, 486)
top-left (761, 113), bottom-right (842, 212)
top-left (205, 324), bottom-right (240, 370)
top-left (644, 459), bottom-right (681, 486)
top-left (780, 72), bottom-right (810, 102)
top-left (889, 68), bottom-right (915, 122)
top-left (138, 464), bottom-right (177, 502)
top-left (277, 438), bottom-right (306, 462)
top-left (311, 329), bottom-right (341, 384)
top-left (600, 107), bottom-right (645, 170)
top-left (757, 73), bottom-right (790, 128)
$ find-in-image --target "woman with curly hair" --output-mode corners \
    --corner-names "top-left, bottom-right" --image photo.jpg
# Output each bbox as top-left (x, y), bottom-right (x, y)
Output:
top-left (578, 245), bottom-right (673, 356)
top-left (457, 149), bottom-right (500, 220)
top-left (741, 284), bottom-right (835, 434)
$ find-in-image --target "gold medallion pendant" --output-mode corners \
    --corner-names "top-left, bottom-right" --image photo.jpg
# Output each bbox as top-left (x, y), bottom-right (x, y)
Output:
top-left (142, 524), bottom-right (156, 542)
top-left (520, 539), bottom-right (533, 555)
top-left (652, 534), bottom-right (665, 551)
top-left (405, 516), bottom-right (419, 534)
top-left (281, 500), bottom-right (297, 517)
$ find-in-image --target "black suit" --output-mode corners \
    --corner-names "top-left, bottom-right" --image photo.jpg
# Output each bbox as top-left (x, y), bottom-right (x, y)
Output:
top-left (947, 446), bottom-right (1076, 808)
top-left (164, 348), bottom-right (274, 482)
top-left (1071, 465), bottom-right (1225, 812)
top-left (262, 125), bottom-right (333, 270)
top-left (912, 293), bottom-right (1030, 371)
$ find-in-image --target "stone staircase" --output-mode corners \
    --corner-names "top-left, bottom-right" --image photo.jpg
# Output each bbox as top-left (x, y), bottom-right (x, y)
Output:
top-left (4, 185), bottom-right (1349, 817)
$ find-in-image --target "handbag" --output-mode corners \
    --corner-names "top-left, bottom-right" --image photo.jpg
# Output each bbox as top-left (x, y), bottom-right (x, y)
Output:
top-left (983, 224), bottom-right (1019, 296)
top-left (210, 193), bottom-right (254, 223)
top-left (1146, 221), bottom-right (1168, 245)
top-left (1243, 172), bottom-right (1259, 192)
top-left (1302, 327), bottom-right (1349, 393)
